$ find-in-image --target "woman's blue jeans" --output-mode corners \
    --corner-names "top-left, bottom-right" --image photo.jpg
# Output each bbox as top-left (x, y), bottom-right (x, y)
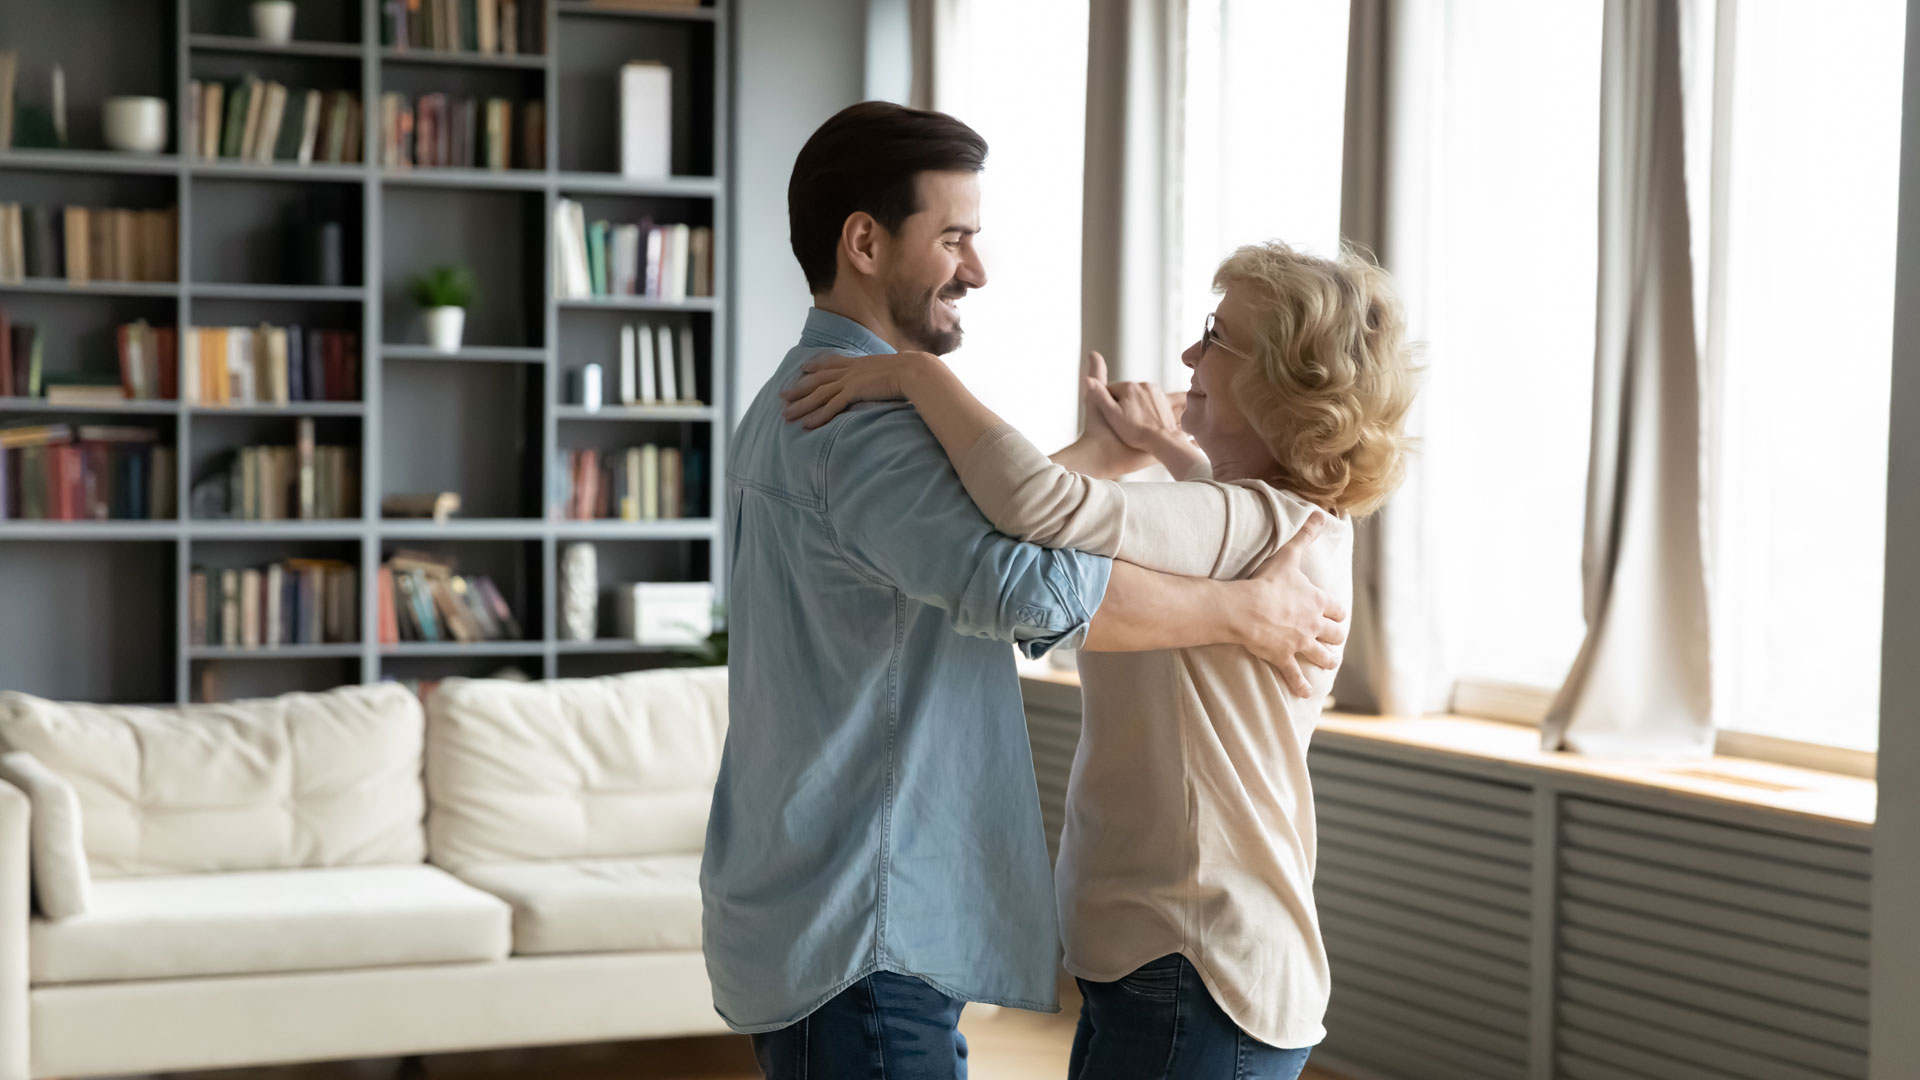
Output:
top-left (1069, 954), bottom-right (1314, 1080)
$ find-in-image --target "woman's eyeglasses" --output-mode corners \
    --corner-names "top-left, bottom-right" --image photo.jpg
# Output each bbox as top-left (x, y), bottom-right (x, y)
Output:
top-left (1204, 313), bottom-right (1253, 360)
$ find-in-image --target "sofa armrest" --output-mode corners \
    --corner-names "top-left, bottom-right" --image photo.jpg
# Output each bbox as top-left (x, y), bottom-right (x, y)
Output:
top-left (0, 777), bottom-right (27, 1080)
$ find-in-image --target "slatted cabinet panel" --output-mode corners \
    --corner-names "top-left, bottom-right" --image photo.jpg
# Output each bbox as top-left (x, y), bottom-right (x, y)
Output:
top-left (1553, 798), bottom-right (1871, 1080)
top-left (1310, 747), bottom-right (1537, 1080)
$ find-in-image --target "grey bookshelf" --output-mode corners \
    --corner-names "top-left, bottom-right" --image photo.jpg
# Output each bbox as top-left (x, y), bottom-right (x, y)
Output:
top-left (0, 0), bottom-right (730, 705)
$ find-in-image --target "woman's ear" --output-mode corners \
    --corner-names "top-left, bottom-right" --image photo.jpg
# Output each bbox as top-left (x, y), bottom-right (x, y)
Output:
top-left (841, 211), bottom-right (883, 279)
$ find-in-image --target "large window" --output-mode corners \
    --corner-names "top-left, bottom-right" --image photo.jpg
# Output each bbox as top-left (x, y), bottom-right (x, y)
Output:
top-left (1175, 0), bottom-right (1350, 385)
top-left (932, 0), bottom-right (1090, 454)
top-left (1709, 1), bottom-right (1906, 751)
top-left (1417, 2), bottom-right (1604, 696)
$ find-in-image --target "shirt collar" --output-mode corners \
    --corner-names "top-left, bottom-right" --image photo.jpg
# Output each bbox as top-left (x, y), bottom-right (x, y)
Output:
top-left (800, 308), bottom-right (897, 357)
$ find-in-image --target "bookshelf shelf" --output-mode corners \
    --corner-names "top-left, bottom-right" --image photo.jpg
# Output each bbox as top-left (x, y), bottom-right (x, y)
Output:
top-left (0, 522), bottom-right (181, 540)
top-left (187, 521), bottom-right (366, 539)
top-left (553, 640), bottom-right (701, 656)
top-left (553, 404), bottom-right (715, 421)
top-left (189, 161), bottom-right (371, 183)
top-left (187, 644), bottom-right (364, 660)
top-left (0, 278), bottom-right (182, 298)
top-left (380, 48), bottom-right (549, 70)
top-left (0, 150), bottom-right (181, 176)
top-left (557, 296), bottom-right (719, 313)
top-left (556, 172), bottom-right (720, 198)
top-left (380, 519), bottom-right (548, 539)
top-left (0, 398), bottom-right (181, 415)
top-left (187, 35), bottom-right (367, 61)
top-left (381, 641), bottom-right (544, 658)
top-left (188, 403), bottom-right (366, 417)
top-left (379, 168), bottom-right (549, 192)
top-left (0, 0), bottom-right (732, 704)
top-left (555, 3), bottom-right (721, 22)
top-left (382, 345), bottom-right (548, 364)
top-left (189, 284), bottom-right (368, 302)
top-left (553, 520), bottom-right (717, 540)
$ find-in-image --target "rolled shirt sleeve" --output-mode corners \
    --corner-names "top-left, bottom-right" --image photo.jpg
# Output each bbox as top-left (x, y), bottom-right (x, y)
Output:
top-left (824, 406), bottom-right (1112, 655)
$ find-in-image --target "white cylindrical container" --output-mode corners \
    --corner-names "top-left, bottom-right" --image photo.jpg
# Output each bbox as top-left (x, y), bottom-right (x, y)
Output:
top-left (102, 97), bottom-right (168, 154)
top-left (252, 1), bottom-right (297, 43)
top-left (425, 307), bottom-right (465, 353)
top-left (580, 364), bottom-right (603, 411)
top-left (561, 543), bottom-right (598, 642)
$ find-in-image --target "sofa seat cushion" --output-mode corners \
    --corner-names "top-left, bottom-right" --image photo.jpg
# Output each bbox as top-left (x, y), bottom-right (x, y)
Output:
top-left (29, 865), bottom-right (511, 985)
top-left (456, 854), bottom-right (702, 957)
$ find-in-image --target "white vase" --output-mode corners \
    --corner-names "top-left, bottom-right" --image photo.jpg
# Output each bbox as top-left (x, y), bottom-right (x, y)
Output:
top-left (425, 307), bottom-right (465, 353)
top-left (251, 1), bottom-right (297, 44)
top-left (561, 544), bottom-right (598, 643)
top-left (101, 97), bottom-right (168, 154)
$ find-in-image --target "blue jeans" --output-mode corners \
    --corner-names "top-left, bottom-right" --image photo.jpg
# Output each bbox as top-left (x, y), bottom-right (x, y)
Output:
top-left (750, 971), bottom-right (968, 1080)
top-left (1069, 954), bottom-right (1313, 1080)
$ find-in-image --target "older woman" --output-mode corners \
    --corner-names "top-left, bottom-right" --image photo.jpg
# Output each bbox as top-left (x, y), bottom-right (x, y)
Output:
top-left (780, 241), bottom-right (1418, 1080)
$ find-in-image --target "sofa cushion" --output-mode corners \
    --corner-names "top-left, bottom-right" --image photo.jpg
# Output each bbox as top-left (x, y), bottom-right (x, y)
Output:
top-left (0, 684), bottom-right (426, 879)
top-left (29, 864), bottom-right (511, 985)
top-left (456, 854), bottom-right (702, 956)
top-left (425, 667), bottom-right (726, 869)
top-left (0, 751), bottom-right (91, 919)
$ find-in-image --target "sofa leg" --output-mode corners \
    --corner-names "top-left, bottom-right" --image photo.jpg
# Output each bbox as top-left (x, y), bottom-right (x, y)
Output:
top-left (398, 1055), bottom-right (430, 1078)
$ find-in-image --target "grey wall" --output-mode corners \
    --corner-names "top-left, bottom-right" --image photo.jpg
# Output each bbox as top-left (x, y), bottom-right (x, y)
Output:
top-left (1872, 2), bottom-right (1920, 1075)
top-left (730, 0), bottom-right (874, 421)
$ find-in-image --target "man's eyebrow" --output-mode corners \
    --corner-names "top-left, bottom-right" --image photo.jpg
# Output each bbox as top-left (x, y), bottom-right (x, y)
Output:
top-left (941, 225), bottom-right (980, 237)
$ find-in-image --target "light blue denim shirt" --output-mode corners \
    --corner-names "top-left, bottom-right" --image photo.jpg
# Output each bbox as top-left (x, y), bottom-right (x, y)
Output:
top-left (700, 308), bottom-right (1113, 1032)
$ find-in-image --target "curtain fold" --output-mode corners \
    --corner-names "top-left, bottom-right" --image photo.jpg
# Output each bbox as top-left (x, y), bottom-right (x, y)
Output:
top-left (1078, 0), bottom-right (1185, 380)
top-left (1332, 0), bottom-right (1447, 717)
top-left (1540, 0), bottom-right (1714, 755)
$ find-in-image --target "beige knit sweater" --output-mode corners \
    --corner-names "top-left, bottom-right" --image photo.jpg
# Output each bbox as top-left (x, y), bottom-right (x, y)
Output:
top-left (958, 423), bottom-right (1353, 1049)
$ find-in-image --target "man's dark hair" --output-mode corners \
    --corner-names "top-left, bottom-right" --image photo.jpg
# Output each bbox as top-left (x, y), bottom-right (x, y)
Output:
top-left (788, 102), bottom-right (988, 294)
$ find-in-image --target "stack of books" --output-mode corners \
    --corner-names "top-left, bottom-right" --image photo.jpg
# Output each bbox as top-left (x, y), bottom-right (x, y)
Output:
top-left (190, 561), bottom-right (358, 648)
top-left (184, 326), bottom-right (360, 406)
top-left (383, 0), bottom-right (547, 55)
top-left (0, 314), bottom-right (41, 400)
top-left (199, 418), bottom-right (358, 521)
top-left (552, 201), bottom-right (714, 301)
top-left (602, 321), bottom-right (701, 405)
top-left (377, 549), bottom-right (523, 644)
top-left (380, 93), bottom-right (542, 171)
top-left (0, 423), bottom-right (176, 520)
top-left (0, 203), bottom-right (180, 284)
top-left (189, 79), bottom-right (364, 165)
top-left (557, 443), bottom-right (704, 521)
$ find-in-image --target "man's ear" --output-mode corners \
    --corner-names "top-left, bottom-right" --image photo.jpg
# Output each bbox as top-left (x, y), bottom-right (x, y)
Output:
top-left (841, 211), bottom-right (884, 279)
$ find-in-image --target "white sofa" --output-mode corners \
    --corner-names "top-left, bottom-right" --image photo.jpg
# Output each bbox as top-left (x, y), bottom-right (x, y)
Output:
top-left (0, 667), bottom-right (732, 1080)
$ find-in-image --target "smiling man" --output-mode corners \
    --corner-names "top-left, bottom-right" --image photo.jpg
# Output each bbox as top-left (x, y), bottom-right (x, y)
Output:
top-left (701, 102), bottom-right (1344, 1080)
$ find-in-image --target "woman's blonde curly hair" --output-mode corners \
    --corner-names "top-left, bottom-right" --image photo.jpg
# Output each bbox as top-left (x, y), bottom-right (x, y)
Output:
top-left (1216, 241), bottom-right (1418, 518)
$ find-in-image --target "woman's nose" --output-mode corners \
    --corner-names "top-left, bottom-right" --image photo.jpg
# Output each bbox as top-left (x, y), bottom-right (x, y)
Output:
top-left (1181, 340), bottom-right (1203, 370)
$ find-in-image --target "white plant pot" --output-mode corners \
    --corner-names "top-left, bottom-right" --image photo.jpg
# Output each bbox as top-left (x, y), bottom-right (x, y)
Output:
top-left (102, 97), bottom-right (168, 154)
top-left (425, 307), bottom-right (466, 354)
top-left (252, 1), bottom-right (297, 44)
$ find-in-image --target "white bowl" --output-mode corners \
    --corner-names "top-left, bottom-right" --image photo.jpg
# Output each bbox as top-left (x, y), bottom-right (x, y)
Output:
top-left (102, 97), bottom-right (168, 154)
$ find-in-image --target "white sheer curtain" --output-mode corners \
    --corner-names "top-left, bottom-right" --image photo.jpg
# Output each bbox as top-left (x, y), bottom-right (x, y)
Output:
top-left (1704, 1), bottom-right (1905, 752)
top-left (921, 0), bottom-right (1090, 454)
top-left (1173, 0), bottom-right (1350, 386)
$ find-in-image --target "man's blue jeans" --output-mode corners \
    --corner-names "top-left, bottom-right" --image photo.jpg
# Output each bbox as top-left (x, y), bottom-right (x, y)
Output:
top-left (750, 971), bottom-right (969, 1079)
top-left (1069, 954), bottom-right (1313, 1080)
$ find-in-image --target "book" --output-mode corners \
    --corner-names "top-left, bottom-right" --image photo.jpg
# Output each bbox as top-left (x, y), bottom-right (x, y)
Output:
top-left (265, 563), bottom-right (284, 647)
top-left (0, 52), bottom-right (15, 152)
top-left (297, 417), bottom-right (315, 519)
top-left (519, 100), bottom-right (544, 169)
top-left (200, 82), bottom-right (224, 160)
top-left (620, 325), bottom-right (637, 404)
top-left (638, 323), bottom-right (657, 403)
top-left (189, 570), bottom-right (208, 645)
top-left (221, 78), bottom-right (251, 158)
top-left (656, 323), bottom-right (677, 402)
top-left (240, 77), bottom-right (268, 161)
top-left (297, 90), bottom-right (324, 164)
top-left (256, 82), bottom-right (289, 164)
top-left (619, 61), bottom-right (671, 179)
top-left (221, 570), bottom-right (241, 647)
top-left (588, 221), bottom-right (609, 296)
top-left (377, 566), bottom-right (400, 644)
top-left (678, 324), bottom-right (698, 403)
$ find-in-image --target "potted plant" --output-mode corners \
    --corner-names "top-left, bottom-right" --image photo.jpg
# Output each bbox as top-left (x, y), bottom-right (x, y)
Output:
top-left (411, 265), bottom-right (476, 354)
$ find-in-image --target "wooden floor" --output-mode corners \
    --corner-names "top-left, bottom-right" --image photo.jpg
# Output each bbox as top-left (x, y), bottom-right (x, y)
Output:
top-left (132, 982), bottom-right (1346, 1080)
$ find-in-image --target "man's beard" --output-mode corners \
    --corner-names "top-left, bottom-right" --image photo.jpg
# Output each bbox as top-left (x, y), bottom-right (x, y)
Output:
top-left (888, 278), bottom-right (966, 355)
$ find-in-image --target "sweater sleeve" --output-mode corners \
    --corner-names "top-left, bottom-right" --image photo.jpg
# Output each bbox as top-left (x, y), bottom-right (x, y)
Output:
top-left (957, 423), bottom-right (1314, 581)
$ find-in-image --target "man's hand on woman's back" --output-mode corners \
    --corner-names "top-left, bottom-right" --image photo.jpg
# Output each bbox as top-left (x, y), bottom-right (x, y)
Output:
top-left (1231, 513), bottom-right (1348, 696)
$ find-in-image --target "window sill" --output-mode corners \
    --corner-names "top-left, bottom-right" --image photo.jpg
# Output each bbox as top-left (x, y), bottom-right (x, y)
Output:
top-left (1017, 661), bottom-right (1875, 830)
